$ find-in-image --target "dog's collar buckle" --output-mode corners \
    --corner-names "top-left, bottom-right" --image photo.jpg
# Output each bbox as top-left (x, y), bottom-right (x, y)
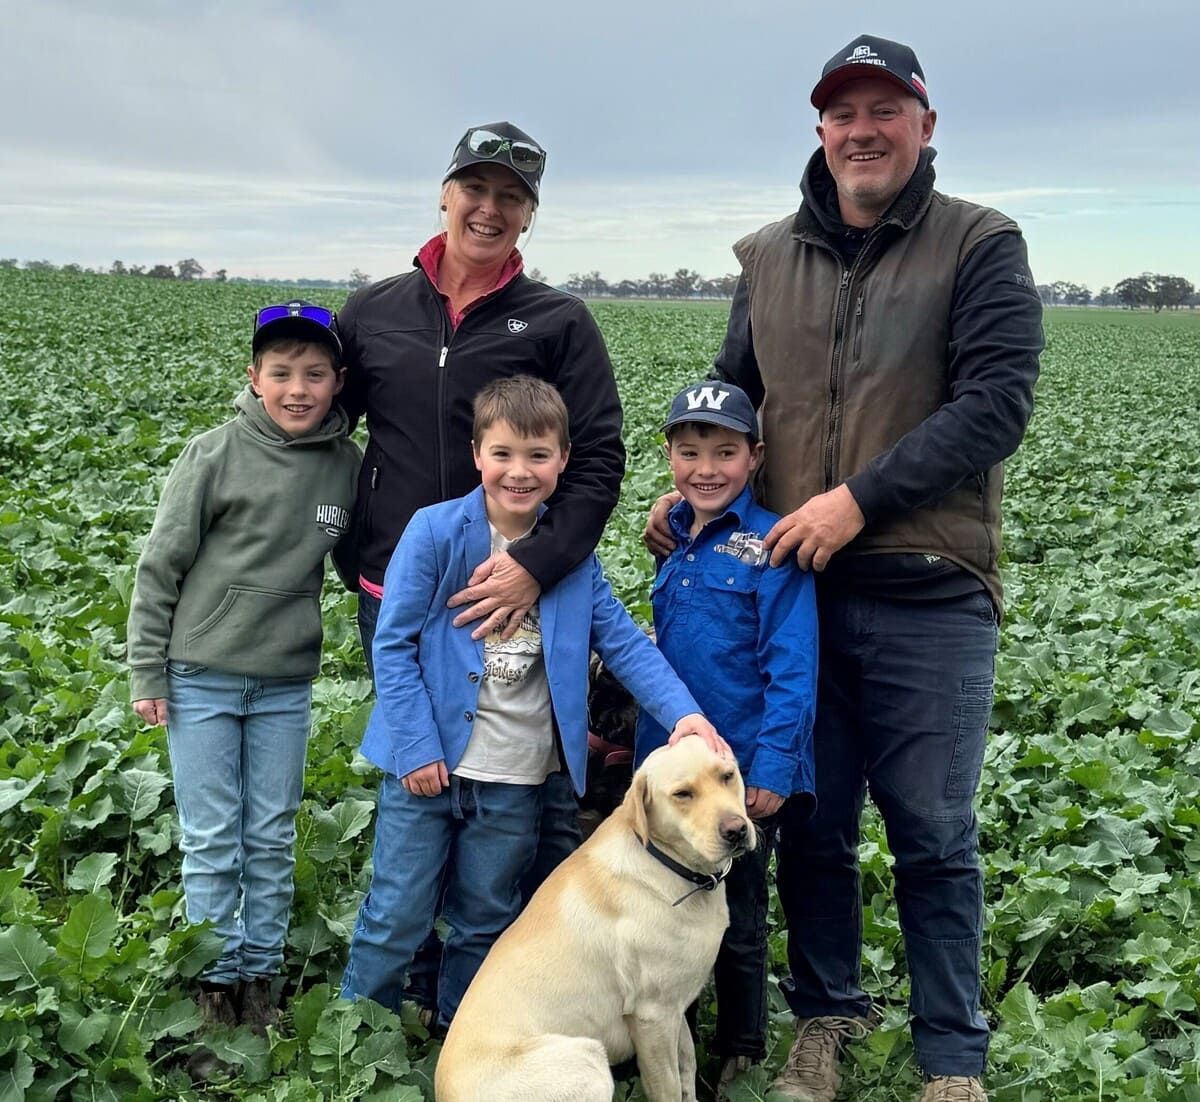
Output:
top-left (643, 839), bottom-right (734, 906)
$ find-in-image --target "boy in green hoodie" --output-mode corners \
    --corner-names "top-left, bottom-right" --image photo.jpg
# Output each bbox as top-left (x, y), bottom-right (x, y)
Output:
top-left (127, 301), bottom-right (360, 1061)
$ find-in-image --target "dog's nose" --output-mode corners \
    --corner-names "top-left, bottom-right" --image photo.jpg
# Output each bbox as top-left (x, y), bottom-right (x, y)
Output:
top-left (720, 815), bottom-right (749, 846)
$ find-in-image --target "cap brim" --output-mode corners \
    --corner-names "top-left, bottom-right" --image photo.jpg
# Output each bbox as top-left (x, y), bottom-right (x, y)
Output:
top-left (811, 66), bottom-right (925, 110)
top-left (443, 156), bottom-right (540, 200)
top-left (252, 317), bottom-right (342, 360)
top-left (661, 412), bottom-right (756, 435)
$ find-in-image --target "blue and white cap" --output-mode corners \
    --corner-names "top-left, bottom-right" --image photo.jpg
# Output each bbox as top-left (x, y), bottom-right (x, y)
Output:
top-left (662, 381), bottom-right (757, 437)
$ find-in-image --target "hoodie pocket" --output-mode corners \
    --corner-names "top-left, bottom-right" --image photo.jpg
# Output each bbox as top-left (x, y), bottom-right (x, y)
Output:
top-left (184, 585), bottom-right (320, 663)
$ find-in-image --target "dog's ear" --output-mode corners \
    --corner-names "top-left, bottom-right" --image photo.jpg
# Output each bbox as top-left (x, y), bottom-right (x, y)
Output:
top-left (627, 770), bottom-right (651, 846)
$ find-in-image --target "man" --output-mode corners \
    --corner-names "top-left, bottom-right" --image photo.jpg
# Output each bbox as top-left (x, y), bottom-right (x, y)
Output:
top-left (645, 33), bottom-right (1042, 1102)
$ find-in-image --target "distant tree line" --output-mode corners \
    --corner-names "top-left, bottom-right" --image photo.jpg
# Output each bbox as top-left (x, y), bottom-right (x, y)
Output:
top-left (3, 258), bottom-right (1196, 308)
top-left (557, 269), bottom-right (739, 299)
top-left (1036, 274), bottom-right (1197, 311)
top-left (0, 257), bottom-right (368, 290)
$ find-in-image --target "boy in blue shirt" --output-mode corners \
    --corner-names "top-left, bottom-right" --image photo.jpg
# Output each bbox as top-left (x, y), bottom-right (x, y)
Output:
top-left (342, 374), bottom-right (726, 1025)
top-left (635, 381), bottom-right (818, 1097)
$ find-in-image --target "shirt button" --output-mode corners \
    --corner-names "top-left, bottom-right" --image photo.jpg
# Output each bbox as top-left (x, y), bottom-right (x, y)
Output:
top-left (681, 578), bottom-right (690, 587)
top-left (464, 711), bottom-right (474, 722)
top-left (468, 672), bottom-right (479, 682)
top-left (686, 553), bottom-right (695, 562)
top-left (727, 577), bottom-right (734, 585)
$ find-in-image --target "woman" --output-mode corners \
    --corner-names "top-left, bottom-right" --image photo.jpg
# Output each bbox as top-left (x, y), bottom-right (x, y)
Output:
top-left (335, 122), bottom-right (625, 1015)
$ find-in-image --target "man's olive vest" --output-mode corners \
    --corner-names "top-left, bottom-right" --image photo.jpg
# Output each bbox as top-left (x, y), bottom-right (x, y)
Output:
top-left (733, 186), bottom-right (1017, 606)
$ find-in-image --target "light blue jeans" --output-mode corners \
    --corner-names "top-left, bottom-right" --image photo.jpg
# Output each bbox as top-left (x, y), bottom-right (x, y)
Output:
top-left (166, 661), bottom-right (312, 985)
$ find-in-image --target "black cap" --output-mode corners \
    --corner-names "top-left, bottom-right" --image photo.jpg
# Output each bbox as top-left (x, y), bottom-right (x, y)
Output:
top-left (811, 34), bottom-right (929, 111)
top-left (662, 382), bottom-right (758, 437)
top-left (443, 121), bottom-right (546, 201)
top-left (252, 300), bottom-right (342, 362)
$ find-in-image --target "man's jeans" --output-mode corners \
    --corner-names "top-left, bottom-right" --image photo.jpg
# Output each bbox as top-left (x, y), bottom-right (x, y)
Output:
top-left (775, 588), bottom-right (997, 1077)
top-left (166, 661), bottom-right (312, 985)
top-left (341, 773), bottom-right (540, 1022)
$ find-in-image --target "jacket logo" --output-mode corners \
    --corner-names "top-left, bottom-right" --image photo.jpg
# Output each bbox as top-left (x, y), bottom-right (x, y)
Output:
top-left (685, 385), bottom-right (729, 411)
top-left (316, 503), bottom-right (350, 537)
top-left (507, 318), bottom-right (528, 333)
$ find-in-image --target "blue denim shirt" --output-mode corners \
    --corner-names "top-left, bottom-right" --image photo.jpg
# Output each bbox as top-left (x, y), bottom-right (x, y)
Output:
top-left (634, 485), bottom-right (817, 799)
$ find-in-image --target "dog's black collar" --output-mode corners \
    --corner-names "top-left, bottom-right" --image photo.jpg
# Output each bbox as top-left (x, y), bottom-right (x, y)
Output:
top-left (644, 840), bottom-right (734, 906)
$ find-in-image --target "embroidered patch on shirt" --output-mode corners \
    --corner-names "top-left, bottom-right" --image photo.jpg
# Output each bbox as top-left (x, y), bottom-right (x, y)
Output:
top-left (714, 531), bottom-right (768, 566)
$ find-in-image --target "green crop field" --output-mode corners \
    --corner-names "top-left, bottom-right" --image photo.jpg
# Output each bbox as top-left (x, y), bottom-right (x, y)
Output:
top-left (1, 269), bottom-right (1198, 1101)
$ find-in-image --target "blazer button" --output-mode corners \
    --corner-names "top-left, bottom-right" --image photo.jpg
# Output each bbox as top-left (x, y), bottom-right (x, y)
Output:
top-left (464, 711), bottom-right (474, 722)
top-left (468, 672), bottom-right (479, 682)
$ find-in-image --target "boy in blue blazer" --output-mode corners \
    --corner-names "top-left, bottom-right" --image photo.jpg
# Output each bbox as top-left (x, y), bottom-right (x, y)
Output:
top-left (342, 375), bottom-right (725, 1024)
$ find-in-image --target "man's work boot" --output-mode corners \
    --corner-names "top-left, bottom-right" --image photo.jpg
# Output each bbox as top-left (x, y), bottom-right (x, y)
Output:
top-left (770, 1014), bottom-right (875, 1101)
top-left (919, 1076), bottom-right (988, 1102)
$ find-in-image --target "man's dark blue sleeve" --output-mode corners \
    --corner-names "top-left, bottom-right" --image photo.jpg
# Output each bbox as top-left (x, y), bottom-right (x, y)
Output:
top-left (845, 232), bottom-right (1044, 522)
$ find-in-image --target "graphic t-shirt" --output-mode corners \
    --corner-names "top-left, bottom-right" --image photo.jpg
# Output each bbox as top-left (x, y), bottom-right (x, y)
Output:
top-left (452, 524), bottom-right (560, 785)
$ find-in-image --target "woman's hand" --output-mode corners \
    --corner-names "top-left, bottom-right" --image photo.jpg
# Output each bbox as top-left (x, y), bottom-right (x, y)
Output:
top-left (642, 491), bottom-right (683, 558)
top-left (402, 760), bottom-right (449, 797)
top-left (666, 713), bottom-right (732, 759)
top-left (448, 552), bottom-right (541, 640)
top-left (133, 698), bottom-right (168, 726)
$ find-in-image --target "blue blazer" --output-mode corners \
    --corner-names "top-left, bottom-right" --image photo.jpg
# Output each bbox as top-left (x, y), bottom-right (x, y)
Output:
top-left (360, 486), bottom-right (701, 795)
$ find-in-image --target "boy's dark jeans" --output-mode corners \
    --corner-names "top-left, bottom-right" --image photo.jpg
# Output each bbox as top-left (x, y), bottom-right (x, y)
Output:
top-left (775, 587), bottom-right (997, 1077)
top-left (357, 588), bottom-right (583, 1010)
top-left (713, 814), bottom-right (779, 1059)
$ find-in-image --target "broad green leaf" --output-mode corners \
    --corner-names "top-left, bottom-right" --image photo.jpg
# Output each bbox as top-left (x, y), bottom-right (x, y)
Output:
top-left (309, 1002), bottom-right (362, 1057)
top-left (57, 1006), bottom-right (111, 1055)
top-left (0, 1052), bottom-right (34, 1102)
top-left (208, 1030), bottom-right (271, 1083)
top-left (0, 925), bottom-right (52, 987)
top-left (115, 767), bottom-right (169, 821)
top-left (0, 774), bottom-right (43, 815)
top-left (57, 895), bottom-right (117, 962)
top-left (999, 982), bottom-right (1043, 1035)
top-left (65, 852), bottom-right (118, 893)
top-left (331, 797), bottom-right (375, 843)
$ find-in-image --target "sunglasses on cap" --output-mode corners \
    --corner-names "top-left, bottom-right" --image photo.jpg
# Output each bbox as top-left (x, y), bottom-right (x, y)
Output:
top-left (254, 303), bottom-right (334, 331)
top-left (464, 128), bottom-right (546, 173)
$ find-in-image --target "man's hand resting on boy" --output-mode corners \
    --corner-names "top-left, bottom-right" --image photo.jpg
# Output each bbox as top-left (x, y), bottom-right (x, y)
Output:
top-left (642, 491), bottom-right (684, 558)
top-left (403, 760), bottom-right (450, 797)
top-left (667, 714), bottom-right (731, 759)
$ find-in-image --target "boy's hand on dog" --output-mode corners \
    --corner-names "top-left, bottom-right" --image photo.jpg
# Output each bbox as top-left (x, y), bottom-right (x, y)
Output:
top-left (745, 786), bottom-right (783, 819)
top-left (448, 552), bottom-right (541, 640)
top-left (667, 714), bottom-right (731, 759)
top-left (642, 492), bottom-right (683, 557)
top-left (133, 698), bottom-right (168, 726)
top-left (403, 760), bottom-right (449, 797)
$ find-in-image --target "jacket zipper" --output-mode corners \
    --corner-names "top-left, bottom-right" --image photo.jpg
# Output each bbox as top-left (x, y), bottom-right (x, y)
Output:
top-left (823, 229), bottom-right (884, 489)
top-left (825, 268), bottom-right (853, 489)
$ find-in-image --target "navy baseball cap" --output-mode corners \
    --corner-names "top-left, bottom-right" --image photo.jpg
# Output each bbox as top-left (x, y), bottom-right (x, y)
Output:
top-left (252, 300), bottom-right (342, 363)
top-left (811, 34), bottom-right (929, 111)
top-left (662, 382), bottom-right (758, 437)
top-left (443, 122), bottom-right (546, 201)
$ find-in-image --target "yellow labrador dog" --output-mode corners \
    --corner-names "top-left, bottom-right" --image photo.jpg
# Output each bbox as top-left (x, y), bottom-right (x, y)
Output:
top-left (435, 737), bottom-right (753, 1102)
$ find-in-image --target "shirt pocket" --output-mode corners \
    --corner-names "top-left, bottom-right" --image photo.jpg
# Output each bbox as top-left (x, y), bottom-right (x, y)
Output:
top-left (698, 567), bottom-right (759, 643)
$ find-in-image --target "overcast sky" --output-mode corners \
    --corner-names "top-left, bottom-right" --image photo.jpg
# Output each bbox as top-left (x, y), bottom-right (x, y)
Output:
top-left (2, 0), bottom-right (1197, 290)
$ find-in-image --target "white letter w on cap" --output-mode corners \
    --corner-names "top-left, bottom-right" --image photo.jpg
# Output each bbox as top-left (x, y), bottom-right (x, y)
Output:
top-left (686, 386), bottom-right (729, 410)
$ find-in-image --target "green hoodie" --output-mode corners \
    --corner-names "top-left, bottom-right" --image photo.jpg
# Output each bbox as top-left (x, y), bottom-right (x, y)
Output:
top-left (127, 385), bottom-right (362, 701)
